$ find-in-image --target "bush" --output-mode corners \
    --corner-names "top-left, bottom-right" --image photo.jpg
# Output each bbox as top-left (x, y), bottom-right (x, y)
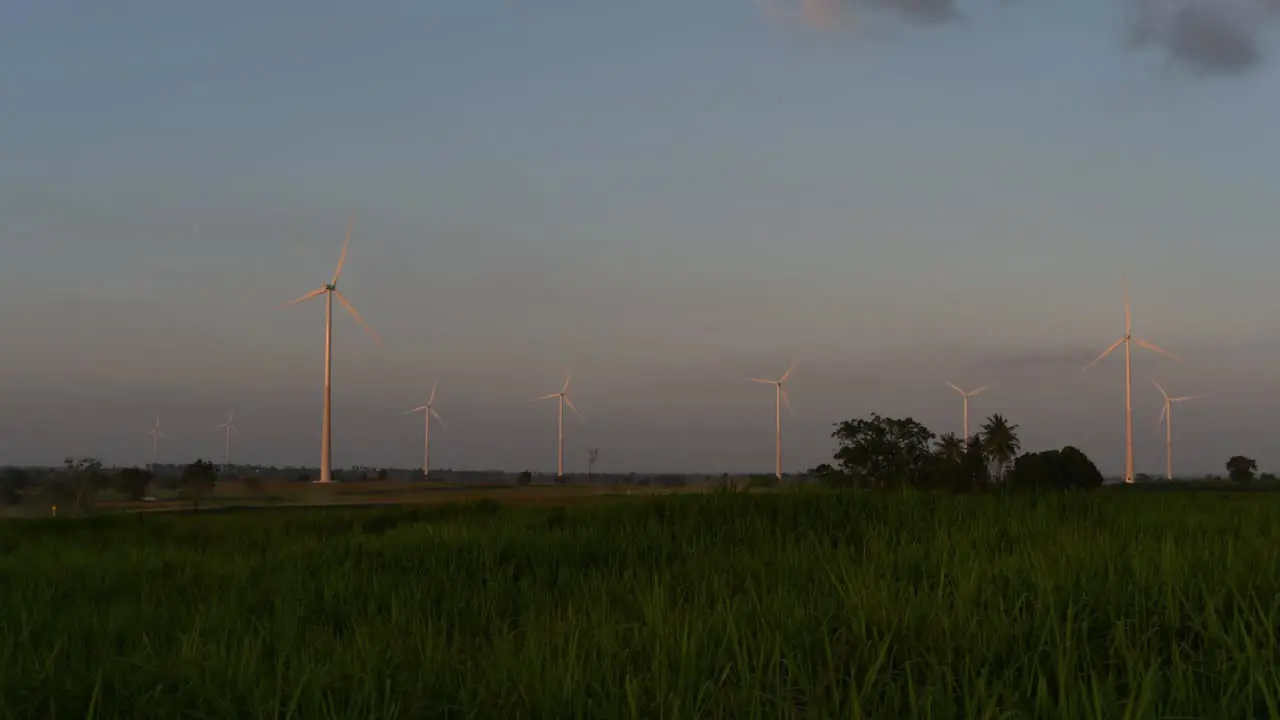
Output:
top-left (516, 471), bottom-right (533, 487)
top-left (1008, 446), bottom-right (1104, 492)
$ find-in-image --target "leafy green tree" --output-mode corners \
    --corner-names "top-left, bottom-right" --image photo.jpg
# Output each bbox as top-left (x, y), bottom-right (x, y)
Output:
top-left (114, 467), bottom-right (154, 501)
top-left (933, 433), bottom-right (966, 465)
top-left (181, 459), bottom-right (218, 512)
top-left (980, 414), bottom-right (1021, 482)
top-left (1227, 455), bottom-right (1258, 484)
top-left (53, 458), bottom-right (107, 512)
top-left (832, 414), bottom-right (935, 488)
top-left (1009, 446), bottom-right (1104, 491)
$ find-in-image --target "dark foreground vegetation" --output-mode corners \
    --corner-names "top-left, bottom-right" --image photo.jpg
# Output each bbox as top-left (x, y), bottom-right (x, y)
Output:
top-left (4, 491), bottom-right (1280, 718)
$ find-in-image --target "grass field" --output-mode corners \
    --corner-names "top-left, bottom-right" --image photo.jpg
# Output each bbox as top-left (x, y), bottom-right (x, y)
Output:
top-left (3, 488), bottom-right (1280, 718)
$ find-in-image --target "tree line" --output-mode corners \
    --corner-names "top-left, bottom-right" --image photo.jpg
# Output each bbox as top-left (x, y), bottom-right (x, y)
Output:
top-left (809, 412), bottom-right (1269, 491)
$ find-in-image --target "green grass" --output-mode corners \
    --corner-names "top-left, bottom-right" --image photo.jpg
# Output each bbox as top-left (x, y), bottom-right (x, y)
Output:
top-left (3, 490), bottom-right (1280, 718)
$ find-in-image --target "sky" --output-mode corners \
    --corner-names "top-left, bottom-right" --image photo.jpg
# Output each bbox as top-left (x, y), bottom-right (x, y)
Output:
top-left (2, 0), bottom-right (1279, 476)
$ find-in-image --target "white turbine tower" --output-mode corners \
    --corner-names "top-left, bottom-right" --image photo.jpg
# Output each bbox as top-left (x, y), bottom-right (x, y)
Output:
top-left (217, 410), bottom-right (238, 468)
top-left (535, 371), bottom-right (578, 478)
top-left (1082, 275), bottom-right (1179, 484)
top-left (148, 417), bottom-right (168, 471)
top-left (1154, 380), bottom-right (1201, 482)
top-left (748, 362), bottom-right (795, 480)
top-left (944, 380), bottom-right (996, 440)
top-left (406, 378), bottom-right (446, 479)
top-left (277, 215), bottom-right (379, 484)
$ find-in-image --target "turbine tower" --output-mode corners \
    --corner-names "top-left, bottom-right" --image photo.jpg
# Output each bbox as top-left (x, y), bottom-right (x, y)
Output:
top-left (944, 380), bottom-right (997, 440)
top-left (535, 371), bottom-right (578, 478)
top-left (148, 417), bottom-right (168, 471)
top-left (1082, 275), bottom-right (1179, 484)
top-left (748, 362), bottom-right (795, 480)
top-left (1154, 380), bottom-right (1201, 481)
top-left (277, 215), bottom-right (379, 484)
top-left (217, 410), bottom-right (238, 468)
top-left (406, 378), bottom-right (446, 479)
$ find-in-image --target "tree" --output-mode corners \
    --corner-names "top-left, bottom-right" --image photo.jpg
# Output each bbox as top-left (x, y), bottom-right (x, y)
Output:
top-left (832, 414), bottom-right (935, 488)
top-left (516, 470), bottom-right (533, 486)
top-left (980, 413), bottom-right (1021, 482)
top-left (54, 458), bottom-right (107, 512)
top-left (933, 433), bottom-right (966, 465)
top-left (587, 448), bottom-right (601, 477)
top-left (1008, 446), bottom-right (1104, 492)
top-left (0, 468), bottom-right (30, 506)
top-left (1227, 456), bottom-right (1258, 484)
top-left (114, 467), bottom-right (154, 501)
top-left (181, 459), bottom-right (218, 511)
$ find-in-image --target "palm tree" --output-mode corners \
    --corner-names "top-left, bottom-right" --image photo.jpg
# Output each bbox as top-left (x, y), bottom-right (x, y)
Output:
top-left (980, 413), bottom-right (1021, 482)
top-left (933, 433), bottom-right (965, 465)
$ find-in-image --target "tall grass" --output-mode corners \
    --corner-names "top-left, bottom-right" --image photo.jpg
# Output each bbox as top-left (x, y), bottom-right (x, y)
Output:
top-left (2, 490), bottom-right (1280, 718)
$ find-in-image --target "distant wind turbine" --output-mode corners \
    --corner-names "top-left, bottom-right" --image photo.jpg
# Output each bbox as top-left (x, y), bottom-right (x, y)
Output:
top-left (1154, 380), bottom-right (1202, 481)
top-left (148, 417), bottom-right (168, 471)
top-left (406, 378), bottom-right (446, 479)
top-left (748, 362), bottom-right (795, 480)
top-left (277, 214), bottom-right (379, 484)
top-left (535, 371), bottom-right (578, 478)
top-left (944, 380), bottom-right (996, 440)
top-left (1083, 274), bottom-right (1180, 484)
top-left (217, 410), bottom-right (238, 468)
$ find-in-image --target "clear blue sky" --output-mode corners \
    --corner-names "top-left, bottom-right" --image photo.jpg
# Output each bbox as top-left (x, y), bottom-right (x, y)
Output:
top-left (3, 0), bottom-right (1279, 476)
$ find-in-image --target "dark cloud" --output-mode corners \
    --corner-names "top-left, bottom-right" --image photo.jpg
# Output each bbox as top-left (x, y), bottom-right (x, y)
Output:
top-left (870, 0), bottom-right (962, 24)
top-left (764, 0), bottom-right (962, 28)
top-left (1129, 0), bottom-right (1274, 76)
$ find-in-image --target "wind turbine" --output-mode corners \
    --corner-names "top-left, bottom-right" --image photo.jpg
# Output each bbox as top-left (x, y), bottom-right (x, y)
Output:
top-left (944, 380), bottom-right (996, 440)
top-left (217, 410), bottom-right (238, 468)
top-left (406, 378), bottom-right (446, 479)
top-left (148, 417), bottom-right (168, 471)
top-left (1082, 275), bottom-right (1179, 484)
top-left (1154, 380), bottom-right (1201, 481)
top-left (748, 362), bottom-right (795, 480)
top-left (535, 371), bottom-right (578, 478)
top-left (277, 215), bottom-right (379, 484)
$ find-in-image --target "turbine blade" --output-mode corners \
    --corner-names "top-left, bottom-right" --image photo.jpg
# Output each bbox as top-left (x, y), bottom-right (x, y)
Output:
top-left (1157, 402), bottom-right (1167, 429)
top-left (1152, 379), bottom-right (1168, 399)
top-left (230, 426), bottom-right (238, 435)
top-left (277, 287), bottom-right (327, 310)
top-left (944, 380), bottom-right (966, 396)
top-left (158, 432), bottom-right (169, 441)
top-left (428, 377), bottom-right (438, 406)
top-left (406, 406), bottom-right (427, 414)
top-left (779, 361), bottom-right (796, 383)
top-left (334, 291), bottom-right (380, 344)
top-left (1082, 338), bottom-right (1125, 372)
top-left (747, 378), bottom-right (776, 385)
top-left (1171, 395), bottom-right (1202, 402)
top-left (430, 408), bottom-right (447, 428)
top-left (564, 396), bottom-right (579, 415)
top-left (1134, 338), bottom-right (1181, 363)
top-left (781, 387), bottom-right (794, 418)
top-left (331, 213), bottom-right (354, 285)
top-left (968, 381), bottom-right (997, 397)
top-left (562, 370), bottom-right (573, 394)
top-left (534, 393), bottom-right (560, 402)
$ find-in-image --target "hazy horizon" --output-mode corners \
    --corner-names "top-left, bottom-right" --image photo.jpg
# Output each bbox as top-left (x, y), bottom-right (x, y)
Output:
top-left (4, 1), bottom-right (1280, 476)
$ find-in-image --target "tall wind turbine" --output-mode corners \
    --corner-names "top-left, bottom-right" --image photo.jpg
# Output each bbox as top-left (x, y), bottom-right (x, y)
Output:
top-left (1154, 380), bottom-right (1201, 481)
top-left (406, 378), bottom-right (446, 479)
top-left (1082, 275), bottom-right (1179, 484)
top-left (148, 417), bottom-right (168, 471)
top-left (748, 362), bottom-right (795, 480)
top-left (277, 215), bottom-right (379, 484)
top-left (535, 371), bottom-right (578, 478)
top-left (217, 410), bottom-right (238, 468)
top-left (944, 380), bottom-right (996, 440)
